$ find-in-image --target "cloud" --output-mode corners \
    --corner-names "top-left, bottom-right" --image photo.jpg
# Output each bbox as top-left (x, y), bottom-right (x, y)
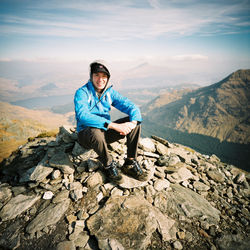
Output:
top-left (0, 0), bottom-right (249, 41)
top-left (172, 54), bottom-right (208, 61)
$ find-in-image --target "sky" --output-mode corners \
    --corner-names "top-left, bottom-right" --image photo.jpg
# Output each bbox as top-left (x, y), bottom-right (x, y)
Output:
top-left (0, 0), bottom-right (250, 91)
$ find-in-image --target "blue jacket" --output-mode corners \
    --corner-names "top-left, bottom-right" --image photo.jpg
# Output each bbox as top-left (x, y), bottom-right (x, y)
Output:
top-left (74, 80), bottom-right (142, 132)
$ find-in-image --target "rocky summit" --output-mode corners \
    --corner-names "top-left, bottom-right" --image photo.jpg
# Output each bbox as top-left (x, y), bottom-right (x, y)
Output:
top-left (0, 126), bottom-right (249, 250)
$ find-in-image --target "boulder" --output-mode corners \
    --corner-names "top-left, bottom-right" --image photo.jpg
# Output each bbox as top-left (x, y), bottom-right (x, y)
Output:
top-left (87, 195), bottom-right (176, 249)
top-left (49, 152), bottom-right (75, 174)
top-left (26, 199), bottom-right (70, 235)
top-left (0, 194), bottom-right (40, 221)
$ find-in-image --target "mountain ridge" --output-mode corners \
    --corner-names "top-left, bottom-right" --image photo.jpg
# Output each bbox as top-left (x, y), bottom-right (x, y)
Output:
top-left (143, 69), bottom-right (250, 144)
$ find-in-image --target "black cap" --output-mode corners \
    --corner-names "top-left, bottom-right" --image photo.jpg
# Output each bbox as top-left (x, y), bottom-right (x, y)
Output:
top-left (90, 62), bottom-right (110, 79)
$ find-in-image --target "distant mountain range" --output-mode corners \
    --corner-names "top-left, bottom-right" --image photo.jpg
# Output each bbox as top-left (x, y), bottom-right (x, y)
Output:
top-left (142, 69), bottom-right (250, 171)
top-left (143, 69), bottom-right (250, 144)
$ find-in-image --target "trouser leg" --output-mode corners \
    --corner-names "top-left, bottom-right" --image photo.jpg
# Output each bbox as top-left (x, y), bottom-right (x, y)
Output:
top-left (77, 116), bottom-right (141, 167)
top-left (105, 116), bottom-right (141, 159)
top-left (78, 127), bottom-right (113, 167)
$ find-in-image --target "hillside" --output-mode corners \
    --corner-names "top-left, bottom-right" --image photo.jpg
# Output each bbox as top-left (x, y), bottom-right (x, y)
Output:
top-left (143, 69), bottom-right (250, 144)
top-left (0, 102), bottom-right (73, 162)
top-left (0, 127), bottom-right (249, 249)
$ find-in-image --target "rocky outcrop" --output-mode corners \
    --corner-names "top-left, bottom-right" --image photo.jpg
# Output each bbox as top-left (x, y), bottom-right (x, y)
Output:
top-left (0, 126), bottom-right (249, 250)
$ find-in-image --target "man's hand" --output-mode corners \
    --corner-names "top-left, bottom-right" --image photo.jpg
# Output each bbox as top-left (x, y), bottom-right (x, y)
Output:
top-left (108, 121), bottom-right (137, 135)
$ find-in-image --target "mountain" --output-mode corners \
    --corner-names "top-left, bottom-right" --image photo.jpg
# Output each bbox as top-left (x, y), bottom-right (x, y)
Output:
top-left (0, 102), bottom-right (73, 162)
top-left (142, 69), bottom-right (250, 171)
top-left (143, 69), bottom-right (250, 144)
top-left (0, 127), bottom-right (249, 249)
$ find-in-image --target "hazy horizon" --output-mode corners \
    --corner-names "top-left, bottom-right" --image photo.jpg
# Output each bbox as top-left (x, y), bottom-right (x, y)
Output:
top-left (0, 0), bottom-right (250, 101)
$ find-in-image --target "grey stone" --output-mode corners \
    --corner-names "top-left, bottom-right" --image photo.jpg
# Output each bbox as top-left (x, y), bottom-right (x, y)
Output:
top-left (0, 186), bottom-right (12, 203)
top-left (58, 125), bottom-right (77, 143)
top-left (167, 166), bottom-right (194, 183)
top-left (154, 184), bottom-right (220, 224)
top-left (69, 182), bottom-right (84, 201)
top-left (51, 170), bottom-right (61, 180)
top-left (155, 142), bottom-right (169, 155)
top-left (193, 181), bottom-right (210, 191)
top-left (119, 166), bottom-right (155, 189)
top-left (154, 179), bottom-right (170, 192)
top-left (56, 240), bottom-right (76, 250)
top-left (87, 195), bottom-right (176, 250)
top-left (0, 221), bottom-right (22, 250)
top-left (87, 158), bottom-right (101, 172)
top-left (49, 152), bottom-right (75, 174)
top-left (216, 233), bottom-right (250, 250)
top-left (12, 186), bottom-right (27, 196)
top-left (74, 231), bottom-right (89, 248)
top-left (139, 137), bottom-right (156, 152)
top-left (26, 199), bottom-right (70, 235)
top-left (0, 194), bottom-right (40, 221)
top-left (207, 170), bottom-right (225, 183)
top-left (173, 240), bottom-right (183, 249)
top-left (43, 191), bottom-right (54, 200)
top-left (20, 163), bottom-right (54, 183)
top-left (72, 141), bottom-right (86, 156)
top-left (143, 151), bottom-right (160, 158)
top-left (86, 171), bottom-right (105, 188)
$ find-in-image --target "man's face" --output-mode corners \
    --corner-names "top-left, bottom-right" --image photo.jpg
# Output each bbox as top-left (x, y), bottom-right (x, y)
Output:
top-left (92, 72), bottom-right (108, 93)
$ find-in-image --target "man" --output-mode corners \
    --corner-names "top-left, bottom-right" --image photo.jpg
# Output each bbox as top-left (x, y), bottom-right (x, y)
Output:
top-left (74, 60), bottom-right (147, 184)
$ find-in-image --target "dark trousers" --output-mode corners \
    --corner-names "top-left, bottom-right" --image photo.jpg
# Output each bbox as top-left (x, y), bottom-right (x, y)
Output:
top-left (77, 117), bottom-right (141, 168)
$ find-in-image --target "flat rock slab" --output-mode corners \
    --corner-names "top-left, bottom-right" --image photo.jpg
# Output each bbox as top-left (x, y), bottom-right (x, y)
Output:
top-left (118, 166), bottom-right (155, 189)
top-left (26, 199), bottom-right (70, 235)
top-left (154, 184), bottom-right (220, 225)
top-left (49, 152), bottom-right (75, 174)
top-left (0, 194), bottom-right (40, 221)
top-left (87, 195), bottom-right (176, 250)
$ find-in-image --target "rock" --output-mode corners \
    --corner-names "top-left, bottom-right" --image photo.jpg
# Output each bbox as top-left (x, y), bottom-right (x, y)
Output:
top-left (154, 184), bottom-right (220, 224)
top-left (0, 221), bottom-right (22, 250)
top-left (86, 171), bottom-right (105, 188)
top-left (69, 182), bottom-right (84, 201)
top-left (207, 170), bottom-right (225, 183)
top-left (87, 195), bottom-right (176, 249)
top-left (167, 166), bottom-right (194, 183)
top-left (119, 166), bottom-right (155, 189)
top-left (155, 142), bottom-right (169, 155)
top-left (173, 240), bottom-right (183, 249)
top-left (19, 163), bottom-right (54, 183)
top-left (143, 151), bottom-right (160, 158)
top-left (72, 141), bottom-right (86, 156)
top-left (26, 199), bottom-right (70, 235)
top-left (139, 137), bottom-right (156, 152)
top-left (49, 152), bottom-right (75, 174)
top-left (87, 158), bottom-right (101, 172)
top-left (58, 125), bottom-right (77, 143)
top-left (52, 170), bottom-right (61, 180)
top-left (234, 172), bottom-right (246, 184)
top-left (0, 185), bottom-right (12, 204)
top-left (43, 191), bottom-right (54, 200)
top-left (0, 194), bottom-right (40, 221)
top-left (216, 233), bottom-right (250, 250)
top-left (193, 181), bottom-right (210, 191)
top-left (56, 240), bottom-right (76, 250)
top-left (74, 231), bottom-right (89, 248)
top-left (12, 186), bottom-right (27, 196)
top-left (154, 179), bottom-right (170, 192)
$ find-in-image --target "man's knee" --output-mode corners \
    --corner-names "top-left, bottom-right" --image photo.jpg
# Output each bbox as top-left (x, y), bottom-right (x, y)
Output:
top-left (88, 128), bottom-right (105, 144)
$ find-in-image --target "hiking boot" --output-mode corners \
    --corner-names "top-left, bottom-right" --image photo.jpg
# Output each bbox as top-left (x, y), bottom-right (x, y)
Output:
top-left (121, 159), bottom-right (148, 181)
top-left (104, 161), bottom-right (123, 184)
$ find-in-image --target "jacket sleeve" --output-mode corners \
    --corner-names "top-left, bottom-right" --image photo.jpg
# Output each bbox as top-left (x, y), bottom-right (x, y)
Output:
top-left (110, 89), bottom-right (142, 122)
top-left (74, 88), bottom-right (111, 130)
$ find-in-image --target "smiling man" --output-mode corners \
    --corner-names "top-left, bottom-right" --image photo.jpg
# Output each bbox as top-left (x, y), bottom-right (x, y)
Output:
top-left (74, 60), bottom-right (148, 184)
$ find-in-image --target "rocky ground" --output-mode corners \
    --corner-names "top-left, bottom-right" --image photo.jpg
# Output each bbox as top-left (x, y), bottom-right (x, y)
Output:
top-left (0, 126), bottom-right (249, 250)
